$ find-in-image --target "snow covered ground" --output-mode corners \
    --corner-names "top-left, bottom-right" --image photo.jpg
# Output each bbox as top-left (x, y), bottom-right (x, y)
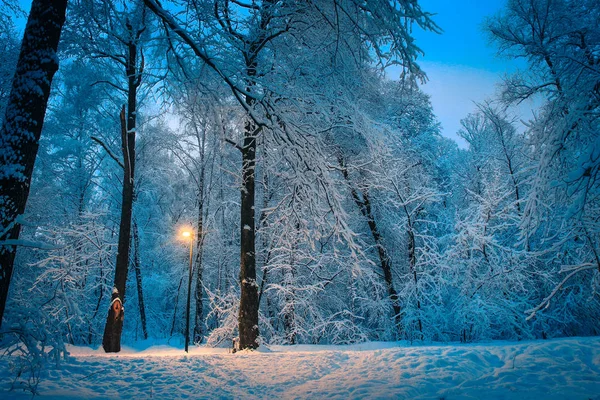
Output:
top-left (1, 337), bottom-right (599, 399)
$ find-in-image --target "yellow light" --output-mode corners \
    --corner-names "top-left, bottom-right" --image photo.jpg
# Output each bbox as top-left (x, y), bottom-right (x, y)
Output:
top-left (179, 226), bottom-right (193, 239)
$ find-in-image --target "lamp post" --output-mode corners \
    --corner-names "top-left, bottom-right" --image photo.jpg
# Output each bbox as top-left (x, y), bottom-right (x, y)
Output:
top-left (181, 229), bottom-right (194, 353)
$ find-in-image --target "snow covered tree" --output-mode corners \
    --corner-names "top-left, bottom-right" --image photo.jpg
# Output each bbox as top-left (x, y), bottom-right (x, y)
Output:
top-left (0, 0), bottom-right (68, 329)
top-left (487, 0), bottom-right (600, 329)
top-left (0, 15), bottom-right (20, 117)
top-left (441, 105), bottom-right (541, 341)
top-left (143, 0), bottom-right (439, 350)
top-left (66, 0), bottom-right (150, 351)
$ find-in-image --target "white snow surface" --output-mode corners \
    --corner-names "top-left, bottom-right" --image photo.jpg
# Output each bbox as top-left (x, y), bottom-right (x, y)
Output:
top-left (1, 337), bottom-right (599, 399)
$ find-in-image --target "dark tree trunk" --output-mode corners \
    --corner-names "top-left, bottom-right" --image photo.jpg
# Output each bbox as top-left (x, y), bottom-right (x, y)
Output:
top-left (393, 180), bottom-right (422, 339)
top-left (235, 0), bottom-right (281, 349)
top-left (102, 106), bottom-right (132, 352)
top-left (339, 157), bottom-right (402, 335)
top-left (283, 284), bottom-right (296, 344)
top-left (184, 238), bottom-right (193, 352)
top-left (102, 20), bottom-right (143, 351)
top-left (238, 118), bottom-right (259, 349)
top-left (0, 0), bottom-right (68, 328)
top-left (283, 228), bottom-right (298, 345)
top-left (102, 290), bottom-right (124, 352)
top-left (193, 211), bottom-right (204, 344)
top-left (133, 220), bottom-right (148, 340)
top-left (362, 191), bottom-right (403, 332)
top-left (113, 46), bottom-right (139, 300)
top-left (216, 150), bottom-right (225, 298)
top-left (193, 123), bottom-right (207, 345)
top-left (237, 48), bottom-right (260, 349)
top-left (257, 143), bottom-right (274, 324)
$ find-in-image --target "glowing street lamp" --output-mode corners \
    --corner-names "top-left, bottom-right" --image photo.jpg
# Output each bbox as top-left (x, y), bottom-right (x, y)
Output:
top-left (180, 228), bottom-right (194, 353)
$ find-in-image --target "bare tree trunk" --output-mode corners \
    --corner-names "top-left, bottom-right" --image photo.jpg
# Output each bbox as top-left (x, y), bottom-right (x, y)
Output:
top-left (102, 290), bottom-right (124, 352)
top-left (258, 142), bottom-right (274, 323)
top-left (283, 226), bottom-right (299, 345)
top-left (102, 22), bottom-right (143, 352)
top-left (193, 122), bottom-right (207, 344)
top-left (193, 211), bottom-right (205, 344)
top-left (391, 178), bottom-right (422, 340)
top-left (362, 191), bottom-right (403, 332)
top-left (238, 51), bottom-right (260, 349)
top-left (133, 220), bottom-right (148, 340)
top-left (339, 157), bottom-right (402, 335)
top-left (0, 0), bottom-right (68, 328)
top-left (103, 106), bottom-right (133, 352)
top-left (238, 118), bottom-right (259, 349)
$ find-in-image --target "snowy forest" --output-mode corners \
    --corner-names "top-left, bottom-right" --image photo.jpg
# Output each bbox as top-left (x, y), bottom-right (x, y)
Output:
top-left (0, 0), bottom-right (599, 371)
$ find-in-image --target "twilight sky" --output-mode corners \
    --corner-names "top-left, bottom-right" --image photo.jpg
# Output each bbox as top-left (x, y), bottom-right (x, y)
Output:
top-left (402, 0), bottom-right (529, 147)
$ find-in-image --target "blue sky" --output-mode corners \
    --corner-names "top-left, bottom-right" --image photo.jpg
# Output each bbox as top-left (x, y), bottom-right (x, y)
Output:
top-left (413, 0), bottom-right (514, 73)
top-left (13, 0), bottom-right (527, 147)
top-left (401, 0), bottom-right (532, 147)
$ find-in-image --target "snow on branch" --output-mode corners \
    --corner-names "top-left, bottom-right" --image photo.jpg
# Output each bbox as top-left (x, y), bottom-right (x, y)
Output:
top-left (526, 264), bottom-right (598, 321)
top-left (90, 136), bottom-right (124, 169)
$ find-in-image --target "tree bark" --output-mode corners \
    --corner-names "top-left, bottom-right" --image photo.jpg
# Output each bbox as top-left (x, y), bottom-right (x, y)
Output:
top-left (238, 118), bottom-right (259, 349)
top-left (391, 177), bottom-right (422, 339)
top-left (193, 122), bottom-right (207, 344)
top-left (362, 190), bottom-right (403, 332)
top-left (193, 209), bottom-right (204, 344)
top-left (102, 290), bottom-right (124, 352)
top-left (102, 106), bottom-right (131, 352)
top-left (283, 227), bottom-right (298, 345)
top-left (113, 43), bottom-right (139, 301)
top-left (102, 20), bottom-right (143, 351)
top-left (0, 0), bottom-right (68, 328)
top-left (339, 157), bottom-right (402, 335)
top-left (133, 219), bottom-right (148, 340)
top-left (258, 142), bottom-right (274, 324)
top-left (235, 0), bottom-right (280, 350)
top-left (237, 44), bottom-right (260, 349)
